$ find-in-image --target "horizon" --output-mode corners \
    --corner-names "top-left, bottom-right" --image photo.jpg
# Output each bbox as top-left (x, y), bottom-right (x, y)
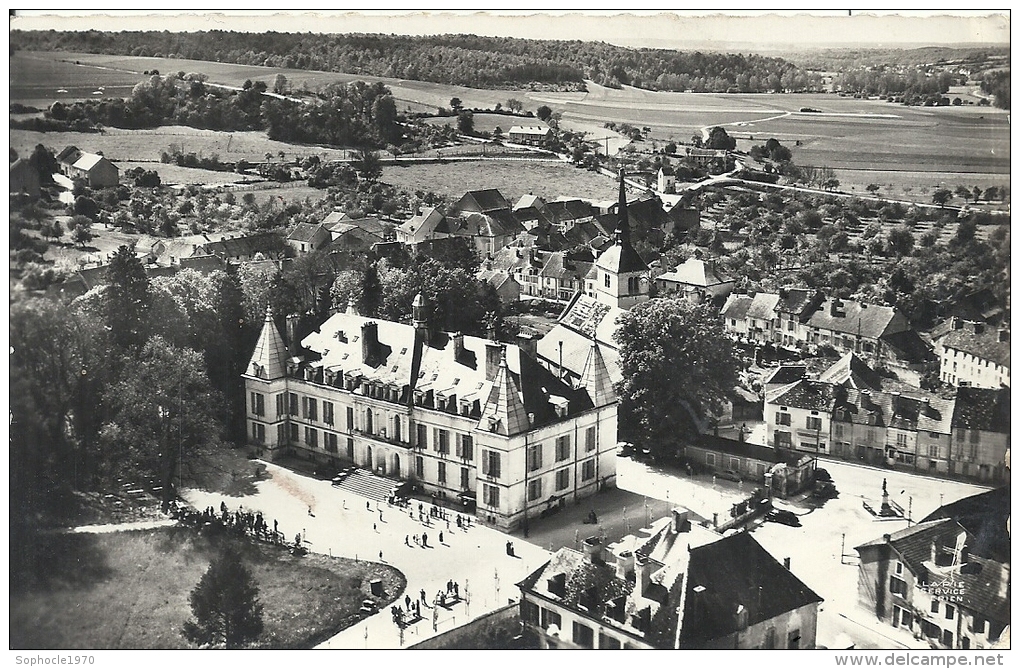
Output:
top-left (9, 10), bottom-right (1011, 52)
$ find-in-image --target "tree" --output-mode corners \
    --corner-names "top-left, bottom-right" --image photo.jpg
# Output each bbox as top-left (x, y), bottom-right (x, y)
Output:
top-left (359, 262), bottom-right (382, 318)
top-left (272, 73), bottom-right (288, 95)
top-left (74, 195), bottom-right (100, 221)
top-left (70, 215), bottom-right (94, 247)
top-left (505, 98), bottom-right (523, 113)
top-left (101, 336), bottom-right (224, 508)
top-left (536, 105), bottom-right (552, 122)
top-left (105, 244), bottom-right (151, 349)
top-left (29, 144), bottom-right (58, 184)
top-left (457, 110), bottom-right (475, 135)
top-left (352, 148), bottom-right (382, 182)
top-left (449, 97), bottom-right (462, 111)
top-left (971, 186), bottom-right (983, 203)
top-left (886, 225), bottom-right (915, 257)
top-left (932, 188), bottom-right (953, 208)
top-left (182, 547), bottom-right (264, 649)
top-left (866, 183), bottom-right (880, 195)
top-left (615, 299), bottom-right (739, 460)
top-left (954, 185), bottom-right (972, 201)
top-left (705, 126), bottom-right (736, 151)
top-left (983, 186), bottom-right (1000, 202)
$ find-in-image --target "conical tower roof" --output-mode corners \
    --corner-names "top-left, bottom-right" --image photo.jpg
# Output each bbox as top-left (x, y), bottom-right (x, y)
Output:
top-left (479, 347), bottom-right (531, 436)
top-left (247, 306), bottom-right (288, 380)
top-left (577, 341), bottom-right (617, 406)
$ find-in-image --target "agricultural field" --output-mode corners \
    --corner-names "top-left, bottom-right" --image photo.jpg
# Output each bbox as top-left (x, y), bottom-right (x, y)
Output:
top-left (10, 127), bottom-right (350, 164)
top-left (381, 160), bottom-right (617, 203)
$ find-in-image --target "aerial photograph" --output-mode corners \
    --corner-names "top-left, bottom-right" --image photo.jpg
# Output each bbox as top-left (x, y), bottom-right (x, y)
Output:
top-left (8, 9), bottom-right (1010, 662)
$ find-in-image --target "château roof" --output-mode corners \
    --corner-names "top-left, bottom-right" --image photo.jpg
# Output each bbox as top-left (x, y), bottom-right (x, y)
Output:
top-left (246, 308), bottom-right (288, 380)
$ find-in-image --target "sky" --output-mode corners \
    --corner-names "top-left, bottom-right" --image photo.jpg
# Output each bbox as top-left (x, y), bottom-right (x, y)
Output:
top-left (9, 10), bottom-right (1011, 51)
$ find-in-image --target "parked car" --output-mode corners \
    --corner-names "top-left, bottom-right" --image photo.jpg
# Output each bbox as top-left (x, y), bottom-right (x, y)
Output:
top-left (766, 509), bottom-right (802, 527)
top-left (717, 469), bottom-right (742, 482)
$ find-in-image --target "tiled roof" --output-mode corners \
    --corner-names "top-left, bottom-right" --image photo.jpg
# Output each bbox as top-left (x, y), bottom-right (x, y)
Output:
top-left (450, 188), bottom-right (512, 214)
top-left (763, 365), bottom-right (808, 387)
top-left (808, 298), bottom-right (903, 339)
top-left (287, 222), bottom-right (328, 243)
top-left (72, 152), bottom-right (111, 172)
top-left (769, 380), bottom-right (837, 412)
top-left (881, 329), bottom-right (935, 364)
top-left (746, 292), bottom-right (781, 321)
top-left (203, 232), bottom-right (283, 259)
top-left (721, 294), bottom-right (753, 321)
top-left (922, 487), bottom-right (1011, 563)
top-left (818, 352), bottom-right (883, 390)
top-left (508, 125), bottom-right (550, 136)
top-left (776, 289), bottom-right (823, 319)
top-left (689, 434), bottom-right (812, 468)
top-left (514, 194), bottom-right (545, 211)
top-left (941, 327), bottom-right (1010, 368)
top-left (658, 258), bottom-right (732, 288)
top-left (679, 532), bottom-right (822, 648)
top-left (951, 387), bottom-right (1009, 432)
top-left (246, 308), bottom-right (288, 380)
top-left (594, 239), bottom-right (648, 274)
top-left (398, 206), bottom-right (445, 235)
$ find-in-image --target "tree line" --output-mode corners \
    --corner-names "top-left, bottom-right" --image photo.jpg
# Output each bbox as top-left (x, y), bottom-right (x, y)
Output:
top-left (11, 29), bottom-right (823, 93)
top-left (13, 71), bottom-right (403, 150)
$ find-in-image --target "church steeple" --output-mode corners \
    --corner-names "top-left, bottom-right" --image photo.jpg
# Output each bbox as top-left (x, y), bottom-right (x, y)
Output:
top-left (614, 168), bottom-right (630, 245)
top-left (247, 306), bottom-right (288, 380)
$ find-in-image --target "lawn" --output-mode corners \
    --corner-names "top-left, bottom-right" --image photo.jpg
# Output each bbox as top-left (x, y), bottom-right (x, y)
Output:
top-left (382, 160), bottom-right (617, 203)
top-left (10, 525), bottom-right (405, 649)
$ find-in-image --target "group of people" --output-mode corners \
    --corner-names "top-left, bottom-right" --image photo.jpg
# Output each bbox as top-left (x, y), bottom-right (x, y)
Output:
top-left (170, 500), bottom-right (288, 547)
top-left (391, 580), bottom-right (464, 629)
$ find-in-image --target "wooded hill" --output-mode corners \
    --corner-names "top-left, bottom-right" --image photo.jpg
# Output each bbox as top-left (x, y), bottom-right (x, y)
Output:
top-left (10, 30), bottom-right (823, 93)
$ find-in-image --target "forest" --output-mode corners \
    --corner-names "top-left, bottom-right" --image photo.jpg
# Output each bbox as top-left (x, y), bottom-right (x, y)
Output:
top-left (10, 30), bottom-right (823, 93)
top-left (11, 73), bottom-right (405, 149)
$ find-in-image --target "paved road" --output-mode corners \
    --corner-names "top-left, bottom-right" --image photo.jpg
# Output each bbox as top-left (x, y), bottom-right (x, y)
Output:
top-left (183, 462), bottom-right (550, 649)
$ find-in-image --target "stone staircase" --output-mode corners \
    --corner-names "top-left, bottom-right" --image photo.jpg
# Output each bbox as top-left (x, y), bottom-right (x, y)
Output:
top-left (333, 468), bottom-right (405, 503)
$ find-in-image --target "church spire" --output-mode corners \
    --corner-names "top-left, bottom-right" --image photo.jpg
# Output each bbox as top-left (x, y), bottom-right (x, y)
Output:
top-left (246, 306), bottom-right (288, 380)
top-left (615, 168), bottom-right (630, 244)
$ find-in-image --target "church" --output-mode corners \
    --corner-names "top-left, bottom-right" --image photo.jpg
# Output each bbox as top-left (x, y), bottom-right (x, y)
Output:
top-left (537, 169), bottom-right (651, 387)
top-left (243, 295), bottom-right (619, 532)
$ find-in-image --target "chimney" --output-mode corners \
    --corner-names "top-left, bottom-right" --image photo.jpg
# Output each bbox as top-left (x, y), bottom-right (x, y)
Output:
top-left (783, 557), bottom-right (791, 570)
top-left (451, 332), bottom-right (465, 360)
top-left (883, 533), bottom-right (891, 543)
top-left (931, 541), bottom-right (938, 564)
top-left (635, 554), bottom-right (651, 599)
top-left (830, 299), bottom-right (841, 317)
top-left (973, 323), bottom-right (985, 335)
top-left (582, 536), bottom-right (604, 563)
top-left (361, 321), bottom-right (379, 365)
top-left (672, 509), bottom-right (690, 534)
top-left (485, 343), bottom-right (503, 381)
top-left (952, 316), bottom-right (962, 330)
top-left (516, 332), bottom-right (537, 359)
top-left (615, 550), bottom-right (635, 580)
top-left (734, 604), bottom-right (749, 631)
top-left (286, 313), bottom-right (300, 352)
top-left (998, 329), bottom-right (1009, 343)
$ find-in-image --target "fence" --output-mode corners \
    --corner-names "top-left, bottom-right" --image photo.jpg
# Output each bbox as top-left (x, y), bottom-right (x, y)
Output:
top-left (407, 603), bottom-right (520, 650)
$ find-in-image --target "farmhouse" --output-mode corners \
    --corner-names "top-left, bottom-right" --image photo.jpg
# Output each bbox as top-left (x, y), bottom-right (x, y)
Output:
top-left (286, 222), bottom-right (332, 255)
top-left (508, 125), bottom-right (551, 145)
top-left (395, 206), bottom-right (445, 245)
top-left (243, 297), bottom-right (619, 532)
top-left (57, 146), bottom-right (119, 188)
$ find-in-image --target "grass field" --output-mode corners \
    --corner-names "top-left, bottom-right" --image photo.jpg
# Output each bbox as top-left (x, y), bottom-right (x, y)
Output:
top-left (10, 526), bottom-right (405, 649)
top-left (382, 160), bottom-right (617, 203)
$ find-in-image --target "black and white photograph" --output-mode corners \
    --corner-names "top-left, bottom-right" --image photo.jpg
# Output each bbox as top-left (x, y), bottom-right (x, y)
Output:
top-left (8, 9), bottom-right (1011, 663)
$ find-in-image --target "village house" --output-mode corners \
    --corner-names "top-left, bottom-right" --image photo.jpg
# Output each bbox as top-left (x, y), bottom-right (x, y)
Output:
top-left (57, 146), bottom-right (119, 188)
top-left (806, 297), bottom-right (912, 361)
top-left (764, 356), bottom-right (1010, 482)
top-left (935, 319), bottom-right (1010, 389)
top-left (775, 288), bottom-right (826, 349)
top-left (286, 222), bottom-right (332, 255)
top-left (243, 296), bottom-right (619, 532)
top-left (395, 206), bottom-right (445, 245)
top-left (655, 257), bottom-right (735, 305)
top-left (508, 125), bottom-right (552, 145)
top-left (657, 166), bottom-right (676, 194)
top-left (518, 512), bottom-right (821, 649)
top-left (855, 518), bottom-right (1009, 650)
top-left (202, 232), bottom-right (287, 263)
top-left (435, 190), bottom-right (525, 256)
